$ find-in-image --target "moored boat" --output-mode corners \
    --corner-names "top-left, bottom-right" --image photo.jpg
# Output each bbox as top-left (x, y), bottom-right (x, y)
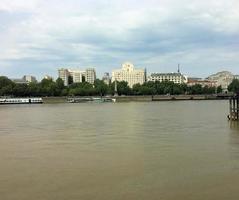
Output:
top-left (0, 98), bottom-right (43, 104)
top-left (67, 97), bottom-right (116, 103)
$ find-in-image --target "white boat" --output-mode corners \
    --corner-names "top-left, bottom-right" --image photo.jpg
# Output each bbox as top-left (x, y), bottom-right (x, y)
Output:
top-left (67, 97), bottom-right (116, 103)
top-left (0, 98), bottom-right (43, 104)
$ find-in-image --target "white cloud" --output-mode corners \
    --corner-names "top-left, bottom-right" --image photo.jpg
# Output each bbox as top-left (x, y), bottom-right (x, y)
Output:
top-left (0, 0), bottom-right (239, 79)
top-left (0, 0), bottom-right (39, 12)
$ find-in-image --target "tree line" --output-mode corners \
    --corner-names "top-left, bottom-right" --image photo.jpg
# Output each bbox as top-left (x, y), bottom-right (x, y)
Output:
top-left (1, 76), bottom-right (238, 97)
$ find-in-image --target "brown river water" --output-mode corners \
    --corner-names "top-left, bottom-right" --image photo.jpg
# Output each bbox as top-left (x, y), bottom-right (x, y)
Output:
top-left (0, 101), bottom-right (239, 200)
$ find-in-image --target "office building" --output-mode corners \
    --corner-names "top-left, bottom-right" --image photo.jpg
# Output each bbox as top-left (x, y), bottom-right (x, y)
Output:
top-left (148, 72), bottom-right (187, 84)
top-left (207, 71), bottom-right (234, 92)
top-left (23, 75), bottom-right (37, 83)
top-left (112, 62), bottom-right (146, 88)
top-left (58, 68), bottom-right (96, 86)
top-left (85, 68), bottom-right (96, 84)
top-left (58, 68), bottom-right (70, 86)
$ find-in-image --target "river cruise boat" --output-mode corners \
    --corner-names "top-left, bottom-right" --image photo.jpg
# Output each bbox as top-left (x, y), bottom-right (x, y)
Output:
top-left (0, 98), bottom-right (43, 104)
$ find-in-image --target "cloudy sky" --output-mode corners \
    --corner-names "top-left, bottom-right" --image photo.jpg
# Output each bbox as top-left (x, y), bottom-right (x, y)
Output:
top-left (0, 0), bottom-right (239, 80)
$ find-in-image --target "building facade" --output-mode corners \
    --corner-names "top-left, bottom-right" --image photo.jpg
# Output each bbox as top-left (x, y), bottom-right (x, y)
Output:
top-left (234, 75), bottom-right (239, 80)
top-left (58, 68), bottom-right (96, 86)
top-left (85, 68), bottom-right (96, 84)
top-left (68, 70), bottom-right (85, 83)
top-left (23, 75), bottom-right (37, 83)
top-left (58, 68), bottom-right (70, 86)
top-left (206, 71), bottom-right (234, 92)
top-left (11, 75), bottom-right (37, 84)
top-left (148, 73), bottom-right (187, 84)
top-left (112, 62), bottom-right (146, 88)
top-left (11, 78), bottom-right (28, 84)
top-left (187, 79), bottom-right (217, 87)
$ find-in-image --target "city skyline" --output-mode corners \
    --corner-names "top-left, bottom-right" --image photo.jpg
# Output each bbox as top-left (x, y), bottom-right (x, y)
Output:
top-left (1, 0), bottom-right (239, 79)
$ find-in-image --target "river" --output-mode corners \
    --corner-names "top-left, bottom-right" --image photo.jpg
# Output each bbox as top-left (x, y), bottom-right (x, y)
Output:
top-left (0, 101), bottom-right (239, 200)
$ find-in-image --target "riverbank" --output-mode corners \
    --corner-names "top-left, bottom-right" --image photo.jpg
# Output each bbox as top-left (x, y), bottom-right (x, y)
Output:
top-left (42, 94), bottom-right (231, 103)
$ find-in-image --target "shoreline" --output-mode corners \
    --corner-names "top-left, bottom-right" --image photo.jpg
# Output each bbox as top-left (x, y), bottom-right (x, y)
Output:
top-left (42, 94), bottom-right (231, 103)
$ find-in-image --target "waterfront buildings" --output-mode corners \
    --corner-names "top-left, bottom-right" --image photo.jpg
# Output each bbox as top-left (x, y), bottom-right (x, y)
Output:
top-left (187, 78), bottom-right (217, 87)
top-left (23, 75), bottom-right (37, 83)
top-left (11, 78), bottom-right (28, 84)
top-left (11, 75), bottom-right (37, 84)
top-left (68, 69), bottom-right (85, 83)
top-left (206, 71), bottom-right (234, 92)
top-left (148, 72), bottom-right (188, 84)
top-left (85, 68), bottom-right (96, 84)
top-left (58, 68), bottom-right (96, 86)
top-left (58, 68), bottom-right (70, 86)
top-left (234, 75), bottom-right (239, 80)
top-left (112, 62), bottom-right (146, 88)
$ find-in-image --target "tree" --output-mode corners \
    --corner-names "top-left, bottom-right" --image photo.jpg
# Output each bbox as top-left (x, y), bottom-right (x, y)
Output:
top-left (189, 84), bottom-right (203, 95)
top-left (115, 81), bottom-right (132, 95)
top-left (40, 78), bottom-right (57, 96)
top-left (56, 78), bottom-right (65, 90)
top-left (216, 85), bottom-right (223, 93)
top-left (0, 76), bottom-right (14, 89)
top-left (28, 82), bottom-right (40, 96)
top-left (0, 76), bottom-right (15, 96)
top-left (132, 83), bottom-right (142, 95)
top-left (12, 84), bottom-right (29, 97)
top-left (94, 79), bottom-right (108, 96)
top-left (228, 79), bottom-right (239, 93)
top-left (0, 85), bottom-right (14, 96)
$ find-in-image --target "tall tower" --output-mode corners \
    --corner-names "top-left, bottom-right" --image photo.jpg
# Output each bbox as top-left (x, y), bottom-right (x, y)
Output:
top-left (144, 68), bottom-right (147, 82)
top-left (177, 64), bottom-right (180, 73)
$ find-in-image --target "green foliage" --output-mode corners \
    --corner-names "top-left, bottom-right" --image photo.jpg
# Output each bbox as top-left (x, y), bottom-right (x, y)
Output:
top-left (12, 84), bottom-right (29, 97)
top-left (56, 78), bottom-right (65, 90)
top-left (94, 79), bottom-right (108, 96)
top-left (0, 76), bottom-right (15, 96)
top-left (0, 76), bottom-right (14, 89)
top-left (188, 84), bottom-right (203, 95)
top-left (228, 79), bottom-right (239, 93)
top-left (68, 82), bottom-right (96, 96)
top-left (114, 81), bottom-right (131, 95)
top-left (0, 76), bottom-right (221, 97)
top-left (216, 85), bottom-right (223, 93)
top-left (202, 85), bottom-right (216, 94)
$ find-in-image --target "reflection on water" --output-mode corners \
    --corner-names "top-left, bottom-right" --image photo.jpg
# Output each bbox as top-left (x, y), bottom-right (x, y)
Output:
top-left (230, 120), bottom-right (239, 130)
top-left (0, 101), bottom-right (239, 200)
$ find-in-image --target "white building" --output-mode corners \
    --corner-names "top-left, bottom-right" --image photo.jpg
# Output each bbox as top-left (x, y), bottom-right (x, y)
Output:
top-left (58, 68), bottom-right (70, 86)
top-left (11, 78), bottom-right (28, 84)
top-left (234, 75), bottom-right (239, 80)
top-left (112, 62), bottom-right (146, 88)
top-left (85, 68), bottom-right (96, 84)
top-left (58, 68), bottom-right (96, 86)
top-left (148, 73), bottom-right (187, 84)
top-left (23, 75), bottom-right (37, 83)
top-left (207, 71), bottom-right (234, 92)
top-left (12, 75), bottom-right (37, 84)
top-left (68, 69), bottom-right (85, 83)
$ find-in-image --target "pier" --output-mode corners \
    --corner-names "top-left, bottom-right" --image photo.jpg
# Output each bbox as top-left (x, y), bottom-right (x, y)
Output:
top-left (229, 94), bottom-right (239, 120)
